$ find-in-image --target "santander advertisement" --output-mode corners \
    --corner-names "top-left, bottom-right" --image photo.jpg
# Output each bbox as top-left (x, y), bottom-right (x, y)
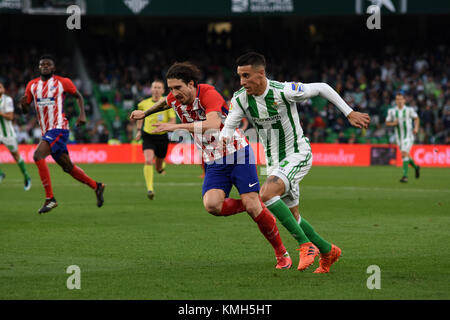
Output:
top-left (0, 143), bottom-right (449, 167)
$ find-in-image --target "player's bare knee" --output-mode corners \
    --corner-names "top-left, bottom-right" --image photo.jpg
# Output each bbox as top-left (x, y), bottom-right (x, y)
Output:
top-left (244, 203), bottom-right (260, 217)
top-left (241, 196), bottom-right (261, 216)
top-left (260, 189), bottom-right (276, 203)
top-left (204, 203), bottom-right (222, 216)
top-left (33, 151), bottom-right (43, 162)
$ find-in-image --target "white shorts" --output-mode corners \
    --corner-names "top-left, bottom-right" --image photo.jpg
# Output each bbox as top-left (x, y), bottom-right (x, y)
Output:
top-left (0, 136), bottom-right (18, 152)
top-left (267, 138), bottom-right (312, 208)
top-left (398, 138), bottom-right (413, 153)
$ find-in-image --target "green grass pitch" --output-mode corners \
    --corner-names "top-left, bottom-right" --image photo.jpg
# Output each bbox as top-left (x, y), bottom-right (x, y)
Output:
top-left (0, 163), bottom-right (449, 299)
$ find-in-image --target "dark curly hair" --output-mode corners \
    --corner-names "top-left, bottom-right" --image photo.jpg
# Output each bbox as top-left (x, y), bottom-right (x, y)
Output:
top-left (166, 62), bottom-right (201, 87)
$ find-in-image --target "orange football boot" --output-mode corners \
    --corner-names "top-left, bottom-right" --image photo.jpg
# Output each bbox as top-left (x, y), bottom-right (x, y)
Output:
top-left (297, 242), bottom-right (319, 271)
top-left (313, 244), bottom-right (342, 273)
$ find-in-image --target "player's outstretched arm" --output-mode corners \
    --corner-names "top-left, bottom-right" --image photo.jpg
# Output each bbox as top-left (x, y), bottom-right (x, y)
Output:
top-left (130, 99), bottom-right (169, 120)
top-left (302, 83), bottom-right (370, 128)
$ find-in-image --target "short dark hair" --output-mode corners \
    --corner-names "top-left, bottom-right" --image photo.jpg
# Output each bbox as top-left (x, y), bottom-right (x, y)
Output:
top-left (166, 62), bottom-right (201, 87)
top-left (236, 52), bottom-right (266, 68)
top-left (39, 54), bottom-right (56, 64)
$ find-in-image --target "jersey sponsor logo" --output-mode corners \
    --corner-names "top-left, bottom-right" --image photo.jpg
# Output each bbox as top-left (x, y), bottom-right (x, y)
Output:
top-left (36, 97), bottom-right (55, 107)
top-left (248, 182), bottom-right (258, 187)
top-left (252, 114), bottom-right (281, 125)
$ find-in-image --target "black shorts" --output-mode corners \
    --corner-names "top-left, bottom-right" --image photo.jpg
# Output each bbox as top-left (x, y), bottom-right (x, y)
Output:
top-left (142, 131), bottom-right (169, 159)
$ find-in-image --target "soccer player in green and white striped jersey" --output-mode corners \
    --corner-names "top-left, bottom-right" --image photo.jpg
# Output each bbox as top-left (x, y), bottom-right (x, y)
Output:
top-left (0, 82), bottom-right (32, 190)
top-left (385, 91), bottom-right (420, 183)
top-left (220, 52), bottom-right (370, 272)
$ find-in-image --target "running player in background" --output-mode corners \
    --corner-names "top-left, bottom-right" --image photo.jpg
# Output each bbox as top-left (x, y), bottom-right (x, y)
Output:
top-left (221, 52), bottom-right (370, 272)
top-left (135, 80), bottom-right (176, 200)
top-left (0, 81), bottom-right (32, 190)
top-left (130, 62), bottom-right (292, 269)
top-left (385, 91), bottom-right (420, 183)
top-left (19, 55), bottom-right (105, 214)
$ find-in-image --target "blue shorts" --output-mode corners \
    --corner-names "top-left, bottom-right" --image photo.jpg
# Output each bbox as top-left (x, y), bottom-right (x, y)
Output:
top-left (202, 145), bottom-right (260, 197)
top-left (42, 129), bottom-right (70, 161)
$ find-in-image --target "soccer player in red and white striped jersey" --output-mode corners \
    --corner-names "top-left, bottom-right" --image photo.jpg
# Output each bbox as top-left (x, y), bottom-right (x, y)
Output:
top-left (130, 62), bottom-right (292, 269)
top-left (20, 55), bottom-right (105, 214)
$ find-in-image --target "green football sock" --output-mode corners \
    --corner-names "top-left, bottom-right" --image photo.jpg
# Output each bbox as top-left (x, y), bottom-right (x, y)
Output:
top-left (17, 159), bottom-right (30, 180)
top-left (402, 161), bottom-right (408, 176)
top-left (267, 198), bottom-right (310, 245)
top-left (299, 218), bottom-right (332, 254)
top-left (409, 159), bottom-right (418, 169)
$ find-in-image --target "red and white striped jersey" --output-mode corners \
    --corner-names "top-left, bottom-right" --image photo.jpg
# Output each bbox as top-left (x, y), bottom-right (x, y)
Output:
top-left (25, 75), bottom-right (77, 134)
top-left (166, 84), bottom-right (248, 162)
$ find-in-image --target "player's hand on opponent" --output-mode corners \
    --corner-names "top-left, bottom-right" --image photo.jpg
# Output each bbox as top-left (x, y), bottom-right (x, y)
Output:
top-left (218, 128), bottom-right (234, 144)
top-left (130, 110), bottom-right (146, 120)
top-left (347, 111), bottom-right (370, 129)
top-left (152, 122), bottom-right (176, 133)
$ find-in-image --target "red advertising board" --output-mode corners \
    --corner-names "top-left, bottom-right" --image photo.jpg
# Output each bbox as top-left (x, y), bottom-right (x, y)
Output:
top-left (0, 143), bottom-right (449, 167)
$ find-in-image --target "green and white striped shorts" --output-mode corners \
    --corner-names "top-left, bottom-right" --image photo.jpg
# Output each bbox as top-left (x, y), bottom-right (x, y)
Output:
top-left (0, 136), bottom-right (18, 152)
top-left (398, 138), bottom-right (413, 153)
top-left (267, 139), bottom-right (312, 208)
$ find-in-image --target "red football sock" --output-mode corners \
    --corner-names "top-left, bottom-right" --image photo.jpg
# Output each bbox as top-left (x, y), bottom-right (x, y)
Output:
top-left (35, 159), bottom-right (53, 199)
top-left (69, 165), bottom-right (97, 190)
top-left (219, 198), bottom-right (246, 216)
top-left (254, 208), bottom-right (286, 256)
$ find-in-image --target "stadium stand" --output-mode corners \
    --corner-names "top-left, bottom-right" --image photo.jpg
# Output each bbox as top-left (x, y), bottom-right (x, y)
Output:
top-left (0, 15), bottom-right (449, 145)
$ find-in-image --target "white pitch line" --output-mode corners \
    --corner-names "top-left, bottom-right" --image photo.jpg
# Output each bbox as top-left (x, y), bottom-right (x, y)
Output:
top-left (305, 185), bottom-right (450, 193)
top-left (1, 181), bottom-right (448, 193)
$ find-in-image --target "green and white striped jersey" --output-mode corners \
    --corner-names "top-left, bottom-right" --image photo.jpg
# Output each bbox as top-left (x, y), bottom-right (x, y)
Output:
top-left (221, 79), bottom-right (354, 168)
top-left (228, 80), bottom-right (307, 167)
top-left (0, 94), bottom-right (16, 138)
top-left (386, 106), bottom-right (418, 143)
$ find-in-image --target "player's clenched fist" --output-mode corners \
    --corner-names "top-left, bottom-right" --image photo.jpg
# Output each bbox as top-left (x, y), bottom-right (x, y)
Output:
top-left (130, 110), bottom-right (146, 120)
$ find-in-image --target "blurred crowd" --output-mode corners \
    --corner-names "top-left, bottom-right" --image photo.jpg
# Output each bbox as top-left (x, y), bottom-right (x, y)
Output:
top-left (83, 35), bottom-right (450, 145)
top-left (1, 39), bottom-right (449, 145)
